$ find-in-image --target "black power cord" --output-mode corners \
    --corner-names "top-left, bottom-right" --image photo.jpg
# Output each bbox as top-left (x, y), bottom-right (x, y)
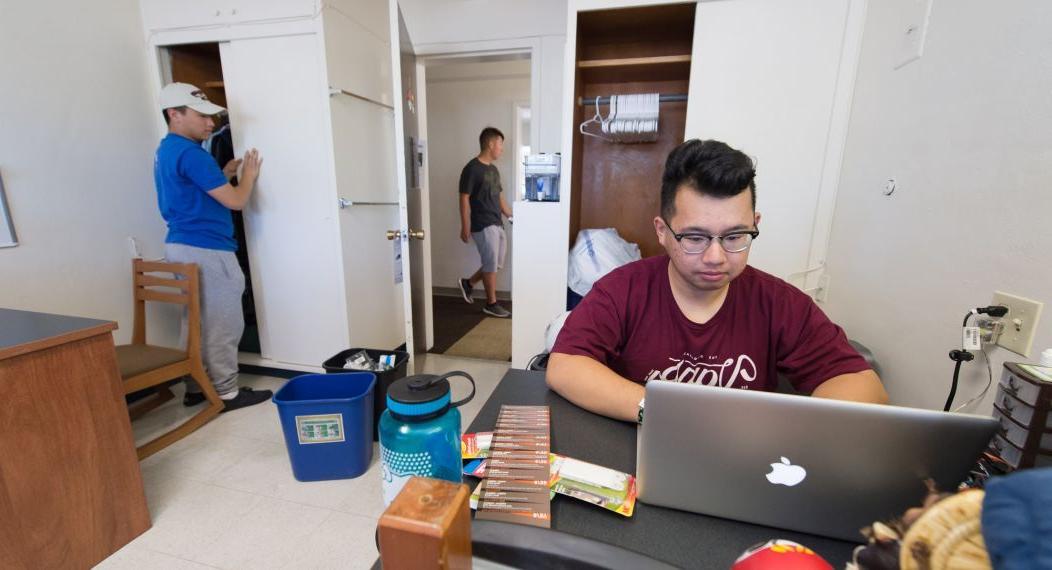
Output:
top-left (944, 305), bottom-right (1009, 412)
top-left (944, 349), bottom-right (974, 411)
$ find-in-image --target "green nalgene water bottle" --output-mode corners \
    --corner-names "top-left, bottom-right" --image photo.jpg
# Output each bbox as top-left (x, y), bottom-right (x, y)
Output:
top-left (378, 371), bottom-right (475, 506)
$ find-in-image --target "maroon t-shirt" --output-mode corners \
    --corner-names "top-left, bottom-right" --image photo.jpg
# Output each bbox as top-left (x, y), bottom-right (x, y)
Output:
top-left (552, 256), bottom-right (869, 393)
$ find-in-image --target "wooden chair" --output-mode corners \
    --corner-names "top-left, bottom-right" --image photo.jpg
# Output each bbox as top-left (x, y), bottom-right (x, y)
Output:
top-left (116, 259), bottom-right (223, 459)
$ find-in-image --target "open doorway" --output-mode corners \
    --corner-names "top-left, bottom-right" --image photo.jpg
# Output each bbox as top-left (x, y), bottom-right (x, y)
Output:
top-left (418, 54), bottom-right (530, 362)
top-left (159, 43), bottom-right (260, 355)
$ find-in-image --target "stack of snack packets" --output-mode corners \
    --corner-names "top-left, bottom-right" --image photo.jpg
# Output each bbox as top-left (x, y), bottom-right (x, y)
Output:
top-left (549, 454), bottom-right (638, 517)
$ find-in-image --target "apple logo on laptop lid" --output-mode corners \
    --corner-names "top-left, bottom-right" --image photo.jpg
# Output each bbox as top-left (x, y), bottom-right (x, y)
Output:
top-left (766, 457), bottom-right (807, 486)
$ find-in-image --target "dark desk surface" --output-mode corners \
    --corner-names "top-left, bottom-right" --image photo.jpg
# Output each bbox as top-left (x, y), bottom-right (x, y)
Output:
top-left (467, 369), bottom-right (859, 569)
top-left (0, 308), bottom-right (116, 360)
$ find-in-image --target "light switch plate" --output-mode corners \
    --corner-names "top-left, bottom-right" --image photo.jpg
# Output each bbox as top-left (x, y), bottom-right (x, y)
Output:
top-left (892, 0), bottom-right (933, 70)
top-left (992, 291), bottom-right (1044, 357)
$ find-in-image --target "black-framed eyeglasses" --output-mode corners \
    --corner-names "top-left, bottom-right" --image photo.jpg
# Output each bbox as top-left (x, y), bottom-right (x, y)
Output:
top-left (661, 217), bottom-right (759, 254)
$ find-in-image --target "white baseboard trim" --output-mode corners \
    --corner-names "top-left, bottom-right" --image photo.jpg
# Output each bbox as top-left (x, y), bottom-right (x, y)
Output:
top-left (238, 352), bottom-right (324, 373)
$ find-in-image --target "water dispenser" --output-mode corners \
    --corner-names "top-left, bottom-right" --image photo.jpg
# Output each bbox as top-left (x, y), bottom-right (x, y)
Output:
top-left (525, 153), bottom-right (561, 202)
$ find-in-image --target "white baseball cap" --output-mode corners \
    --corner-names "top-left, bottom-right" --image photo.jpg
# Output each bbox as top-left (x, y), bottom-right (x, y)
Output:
top-left (159, 82), bottom-right (226, 115)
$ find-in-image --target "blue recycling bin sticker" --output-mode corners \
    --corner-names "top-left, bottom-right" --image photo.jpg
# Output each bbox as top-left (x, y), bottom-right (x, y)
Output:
top-left (295, 414), bottom-right (345, 444)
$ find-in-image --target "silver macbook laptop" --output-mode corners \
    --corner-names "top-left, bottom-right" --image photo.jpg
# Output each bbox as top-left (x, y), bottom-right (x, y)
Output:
top-left (637, 381), bottom-right (998, 541)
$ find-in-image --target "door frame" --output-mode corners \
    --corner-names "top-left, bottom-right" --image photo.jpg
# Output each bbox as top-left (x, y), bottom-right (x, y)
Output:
top-left (511, 101), bottom-right (531, 202)
top-left (413, 37), bottom-right (542, 175)
top-left (388, 0), bottom-right (416, 364)
top-left (409, 38), bottom-right (537, 361)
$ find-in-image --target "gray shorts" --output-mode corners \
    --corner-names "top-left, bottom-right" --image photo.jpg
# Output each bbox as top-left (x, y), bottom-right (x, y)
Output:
top-left (472, 224), bottom-right (506, 273)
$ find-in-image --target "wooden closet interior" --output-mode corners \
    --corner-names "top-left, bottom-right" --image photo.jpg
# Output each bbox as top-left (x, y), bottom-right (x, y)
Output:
top-left (167, 43), bottom-right (227, 108)
top-left (569, 3), bottom-right (696, 258)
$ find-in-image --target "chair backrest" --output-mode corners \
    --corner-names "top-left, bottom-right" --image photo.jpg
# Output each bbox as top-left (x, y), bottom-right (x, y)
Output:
top-left (131, 259), bottom-right (200, 356)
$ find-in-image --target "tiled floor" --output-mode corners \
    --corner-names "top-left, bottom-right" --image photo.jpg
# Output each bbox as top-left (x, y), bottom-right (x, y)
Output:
top-left (96, 354), bottom-right (511, 570)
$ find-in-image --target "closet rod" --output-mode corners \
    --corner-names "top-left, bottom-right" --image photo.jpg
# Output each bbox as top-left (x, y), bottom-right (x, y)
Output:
top-left (338, 198), bottom-right (398, 209)
top-left (328, 87), bottom-right (394, 111)
top-left (577, 94), bottom-right (688, 106)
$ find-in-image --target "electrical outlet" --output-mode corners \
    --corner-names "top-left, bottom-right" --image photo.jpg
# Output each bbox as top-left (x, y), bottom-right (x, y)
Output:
top-left (992, 291), bottom-right (1044, 357)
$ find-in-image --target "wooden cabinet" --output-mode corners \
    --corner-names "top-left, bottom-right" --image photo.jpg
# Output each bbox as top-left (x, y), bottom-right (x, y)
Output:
top-left (0, 309), bottom-right (150, 569)
top-left (569, 3), bottom-right (696, 259)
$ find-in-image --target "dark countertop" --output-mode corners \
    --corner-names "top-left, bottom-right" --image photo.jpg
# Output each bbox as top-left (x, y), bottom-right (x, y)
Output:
top-left (0, 308), bottom-right (116, 360)
top-left (467, 369), bottom-right (860, 569)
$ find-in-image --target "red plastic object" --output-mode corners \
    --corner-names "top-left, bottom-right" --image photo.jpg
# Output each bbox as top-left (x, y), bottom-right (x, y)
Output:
top-left (731, 539), bottom-right (833, 570)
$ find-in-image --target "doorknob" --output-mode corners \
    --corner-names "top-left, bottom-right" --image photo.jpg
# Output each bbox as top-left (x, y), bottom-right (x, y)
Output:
top-left (386, 229), bottom-right (426, 240)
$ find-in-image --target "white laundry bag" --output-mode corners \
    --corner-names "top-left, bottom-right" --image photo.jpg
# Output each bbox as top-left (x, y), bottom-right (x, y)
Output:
top-left (567, 228), bottom-right (641, 297)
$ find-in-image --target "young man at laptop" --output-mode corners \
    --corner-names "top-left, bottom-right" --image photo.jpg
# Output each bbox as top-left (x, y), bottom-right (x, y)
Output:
top-left (547, 139), bottom-right (889, 422)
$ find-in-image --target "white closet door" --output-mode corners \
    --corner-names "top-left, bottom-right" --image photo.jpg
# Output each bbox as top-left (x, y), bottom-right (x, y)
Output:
top-left (329, 94), bottom-right (405, 350)
top-left (323, 0), bottom-right (406, 351)
top-left (684, 0), bottom-right (853, 281)
top-left (220, 34), bottom-right (351, 367)
top-left (324, 3), bottom-right (395, 108)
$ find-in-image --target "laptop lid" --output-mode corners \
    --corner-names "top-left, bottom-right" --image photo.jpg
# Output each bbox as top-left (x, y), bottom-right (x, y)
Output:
top-left (637, 381), bottom-right (997, 541)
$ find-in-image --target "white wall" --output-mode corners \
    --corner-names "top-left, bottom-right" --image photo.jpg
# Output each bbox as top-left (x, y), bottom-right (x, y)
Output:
top-left (823, 0), bottom-right (1052, 412)
top-left (425, 59), bottom-right (531, 294)
top-left (0, 1), bottom-right (173, 344)
top-left (399, 0), bottom-right (566, 45)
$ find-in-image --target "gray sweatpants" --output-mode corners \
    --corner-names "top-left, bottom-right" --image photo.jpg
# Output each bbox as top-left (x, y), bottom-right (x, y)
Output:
top-left (165, 243), bottom-right (245, 397)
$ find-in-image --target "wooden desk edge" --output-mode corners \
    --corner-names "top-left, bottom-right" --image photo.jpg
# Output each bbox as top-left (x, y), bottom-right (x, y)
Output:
top-left (0, 321), bottom-right (118, 361)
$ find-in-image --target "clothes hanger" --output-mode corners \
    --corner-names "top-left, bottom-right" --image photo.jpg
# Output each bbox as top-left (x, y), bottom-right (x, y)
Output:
top-left (579, 95), bottom-right (614, 142)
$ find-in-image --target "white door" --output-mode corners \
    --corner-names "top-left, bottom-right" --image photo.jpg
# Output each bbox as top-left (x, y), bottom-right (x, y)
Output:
top-left (684, 0), bottom-right (861, 284)
top-left (220, 34), bottom-right (352, 368)
top-left (218, 0), bottom-right (418, 368)
top-left (412, 62), bottom-right (435, 351)
top-left (324, 0), bottom-right (416, 354)
top-left (400, 55), bottom-right (434, 353)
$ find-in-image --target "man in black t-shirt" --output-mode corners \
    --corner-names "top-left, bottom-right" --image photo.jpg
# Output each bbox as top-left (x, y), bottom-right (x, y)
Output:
top-left (458, 127), bottom-right (513, 318)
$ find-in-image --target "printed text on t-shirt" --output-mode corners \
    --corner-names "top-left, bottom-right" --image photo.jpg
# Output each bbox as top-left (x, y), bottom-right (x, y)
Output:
top-left (644, 353), bottom-right (758, 388)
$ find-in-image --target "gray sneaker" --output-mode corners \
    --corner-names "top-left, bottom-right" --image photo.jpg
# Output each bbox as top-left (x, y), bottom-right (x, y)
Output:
top-left (483, 303), bottom-right (511, 318)
top-left (459, 278), bottom-right (474, 304)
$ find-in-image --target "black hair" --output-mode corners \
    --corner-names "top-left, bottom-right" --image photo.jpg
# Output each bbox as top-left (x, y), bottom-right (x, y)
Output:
top-left (162, 106), bottom-right (187, 126)
top-left (479, 127), bottom-right (504, 152)
top-left (660, 139), bottom-right (756, 218)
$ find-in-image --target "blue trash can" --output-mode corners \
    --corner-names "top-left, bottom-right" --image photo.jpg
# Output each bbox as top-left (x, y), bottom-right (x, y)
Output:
top-left (273, 372), bottom-right (376, 482)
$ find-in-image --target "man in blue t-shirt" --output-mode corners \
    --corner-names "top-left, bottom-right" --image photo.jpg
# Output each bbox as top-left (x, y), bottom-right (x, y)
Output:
top-left (155, 82), bottom-right (270, 412)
